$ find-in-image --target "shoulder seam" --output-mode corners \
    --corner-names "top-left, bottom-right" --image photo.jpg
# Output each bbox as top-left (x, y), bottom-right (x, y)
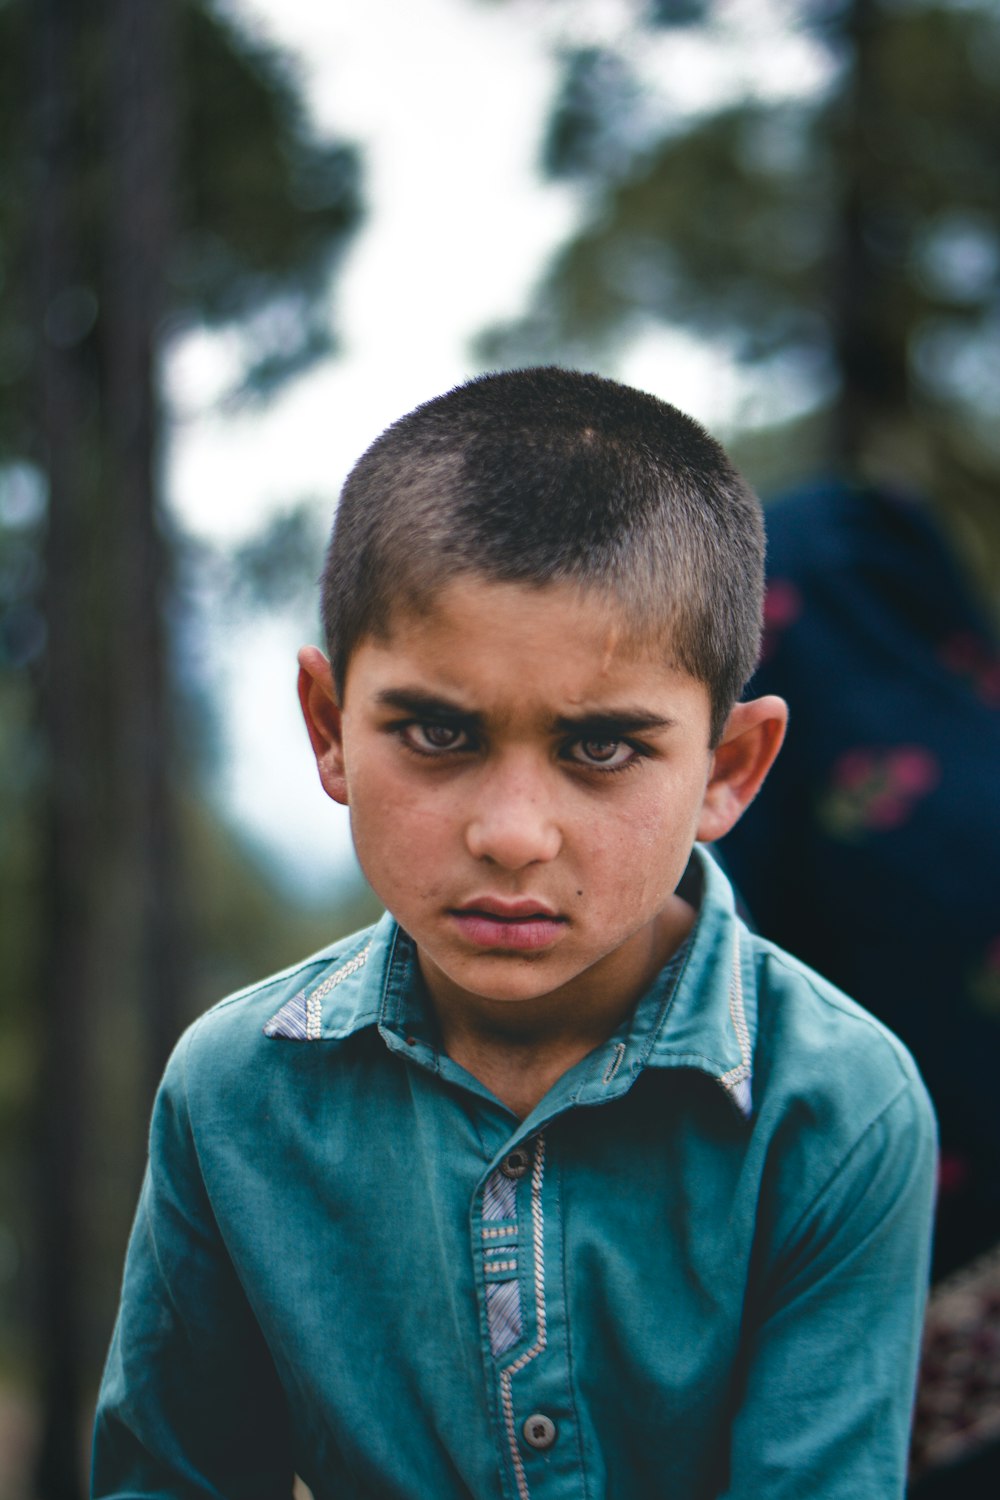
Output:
top-left (757, 945), bottom-right (917, 1089)
top-left (774, 1075), bottom-right (933, 1263)
top-left (198, 924), bottom-right (380, 1020)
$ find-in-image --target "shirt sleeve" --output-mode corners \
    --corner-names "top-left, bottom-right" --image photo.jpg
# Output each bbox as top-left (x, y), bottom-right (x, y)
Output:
top-left (91, 1027), bottom-right (296, 1500)
top-left (719, 1075), bottom-right (937, 1500)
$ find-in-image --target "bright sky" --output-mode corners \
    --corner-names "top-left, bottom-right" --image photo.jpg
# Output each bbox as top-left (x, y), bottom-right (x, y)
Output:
top-left (164, 0), bottom-right (831, 898)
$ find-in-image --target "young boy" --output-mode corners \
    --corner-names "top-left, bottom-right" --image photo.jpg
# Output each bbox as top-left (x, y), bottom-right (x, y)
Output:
top-left (93, 369), bottom-right (936, 1499)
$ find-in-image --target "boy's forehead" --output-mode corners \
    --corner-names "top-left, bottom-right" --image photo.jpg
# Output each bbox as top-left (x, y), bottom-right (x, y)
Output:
top-left (354, 574), bottom-right (707, 707)
top-left (382, 573), bottom-right (665, 655)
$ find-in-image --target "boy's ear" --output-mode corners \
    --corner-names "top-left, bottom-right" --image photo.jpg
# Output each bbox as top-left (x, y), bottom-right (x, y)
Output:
top-left (297, 645), bottom-right (349, 806)
top-left (696, 695), bottom-right (788, 844)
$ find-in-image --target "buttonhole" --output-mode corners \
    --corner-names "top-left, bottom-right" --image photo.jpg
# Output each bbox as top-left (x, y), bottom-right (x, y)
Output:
top-left (602, 1042), bottom-right (626, 1086)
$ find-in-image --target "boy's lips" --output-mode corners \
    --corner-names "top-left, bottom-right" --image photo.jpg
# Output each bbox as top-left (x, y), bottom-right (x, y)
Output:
top-left (449, 898), bottom-right (566, 951)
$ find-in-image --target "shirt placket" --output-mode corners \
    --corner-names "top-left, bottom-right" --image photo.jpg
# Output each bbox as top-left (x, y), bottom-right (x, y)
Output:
top-left (476, 1132), bottom-right (583, 1500)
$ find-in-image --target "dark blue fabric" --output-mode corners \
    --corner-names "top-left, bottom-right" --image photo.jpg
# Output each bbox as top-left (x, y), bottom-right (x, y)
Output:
top-left (722, 479), bottom-right (1000, 1283)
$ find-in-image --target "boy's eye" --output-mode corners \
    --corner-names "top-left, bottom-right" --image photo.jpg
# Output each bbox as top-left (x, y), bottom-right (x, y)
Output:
top-left (402, 721), bottom-right (470, 754)
top-left (569, 737), bottom-right (636, 769)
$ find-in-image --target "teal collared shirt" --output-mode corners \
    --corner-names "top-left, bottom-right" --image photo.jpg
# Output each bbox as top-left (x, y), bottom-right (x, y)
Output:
top-left (93, 848), bottom-right (936, 1499)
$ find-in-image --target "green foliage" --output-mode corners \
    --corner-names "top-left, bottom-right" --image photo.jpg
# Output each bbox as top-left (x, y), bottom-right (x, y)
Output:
top-left (0, 0), bottom-right (366, 1428)
top-left (171, 2), bottom-right (362, 399)
top-left (482, 0), bottom-right (1000, 489)
top-left (0, 1), bottom-right (32, 462)
top-left (0, 0), bottom-right (363, 465)
top-left (542, 46), bottom-right (640, 181)
top-left (647, 0), bottom-right (708, 24)
top-left (516, 99), bottom-right (835, 359)
top-left (183, 792), bottom-right (383, 1023)
top-left (177, 3), bottom-right (359, 316)
top-left (221, 498), bottom-right (327, 611)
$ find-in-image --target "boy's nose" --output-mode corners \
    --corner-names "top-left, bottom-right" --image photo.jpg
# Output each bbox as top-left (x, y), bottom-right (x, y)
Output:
top-left (464, 765), bottom-right (562, 869)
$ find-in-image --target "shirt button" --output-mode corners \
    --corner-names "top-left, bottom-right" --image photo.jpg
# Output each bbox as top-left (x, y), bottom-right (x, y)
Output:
top-left (497, 1146), bottom-right (530, 1182)
top-left (522, 1413), bottom-right (557, 1450)
top-left (500, 1146), bottom-right (532, 1180)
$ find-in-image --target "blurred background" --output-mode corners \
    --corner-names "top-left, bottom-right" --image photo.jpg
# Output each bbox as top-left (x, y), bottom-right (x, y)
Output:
top-left (1, 0), bottom-right (998, 1495)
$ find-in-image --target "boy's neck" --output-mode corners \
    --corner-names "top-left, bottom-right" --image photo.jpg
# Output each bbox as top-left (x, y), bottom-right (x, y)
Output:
top-left (424, 892), bottom-right (696, 1120)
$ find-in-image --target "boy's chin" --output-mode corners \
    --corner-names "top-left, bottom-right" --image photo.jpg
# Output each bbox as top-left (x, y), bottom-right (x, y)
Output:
top-left (418, 948), bottom-right (584, 1012)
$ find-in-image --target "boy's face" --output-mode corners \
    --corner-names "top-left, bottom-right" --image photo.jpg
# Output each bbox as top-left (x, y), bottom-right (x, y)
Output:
top-left (299, 577), bottom-right (784, 1019)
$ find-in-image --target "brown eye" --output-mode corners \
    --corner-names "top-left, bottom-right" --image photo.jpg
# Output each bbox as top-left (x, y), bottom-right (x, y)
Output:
top-left (582, 739), bottom-right (620, 762)
top-left (570, 738), bottom-right (636, 770)
top-left (404, 722), bottom-right (468, 754)
top-left (423, 724), bottom-right (459, 748)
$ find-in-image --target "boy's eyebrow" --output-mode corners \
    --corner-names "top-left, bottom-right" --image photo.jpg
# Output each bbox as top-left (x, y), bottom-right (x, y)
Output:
top-left (375, 688), bottom-right (676, 735)
top-left (375, 687), bottom-right (481, 720)
top-left (552, 708), bottom-right (677, 734)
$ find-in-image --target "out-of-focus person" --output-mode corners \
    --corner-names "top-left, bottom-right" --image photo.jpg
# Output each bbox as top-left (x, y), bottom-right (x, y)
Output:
top-left (721, 478), bottom-right (1000, 1497)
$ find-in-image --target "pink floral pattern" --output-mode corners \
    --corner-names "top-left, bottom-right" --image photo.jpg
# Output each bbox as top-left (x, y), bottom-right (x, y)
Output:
top-left (818, 745), bottom-right (941, 840)
top-left (939, 632), bottom-right (1000, 707)
top-left (758, 578), bottom-right (803, 663)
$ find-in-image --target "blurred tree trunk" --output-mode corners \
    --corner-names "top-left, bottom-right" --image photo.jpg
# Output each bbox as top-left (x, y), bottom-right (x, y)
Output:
top-left (1, 3), bottom-right (361, 1490)
top-left (830, 0), bottom-right (909, 470)
top-left (32, 4), bottom-right (98, 1495)
top-left (103, 0), bottom-right (183, 1093)
top-left (31, 1), bottom-right (180, 1495)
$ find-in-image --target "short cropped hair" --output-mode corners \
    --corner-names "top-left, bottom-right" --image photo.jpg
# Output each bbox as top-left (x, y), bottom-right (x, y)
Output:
top-left (321, 367), bottom-right (764, 744)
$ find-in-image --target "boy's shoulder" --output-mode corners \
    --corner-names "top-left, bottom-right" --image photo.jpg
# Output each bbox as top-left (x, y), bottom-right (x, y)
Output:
top-left (738, 919), bottom-right (936, 1167)
top-left (694, 848), bottom-right (919, 1048)
top-left (683, 850), bottom-right (933, 1140)
top-left (595, 848), bottom-right (937, 1182)
top-left (748, 925), bottom-right (922, 1086)
top-left (732, 925), bottom-right (937, 1291)
top-left (168, 912), bottom-right (395, 1090)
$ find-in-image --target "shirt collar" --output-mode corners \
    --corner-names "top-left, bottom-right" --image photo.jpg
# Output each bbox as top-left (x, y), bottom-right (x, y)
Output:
top-left (264, 845), bottom-right (755, 1120)
top-left (640, 846), bottom-right (755, 1118)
